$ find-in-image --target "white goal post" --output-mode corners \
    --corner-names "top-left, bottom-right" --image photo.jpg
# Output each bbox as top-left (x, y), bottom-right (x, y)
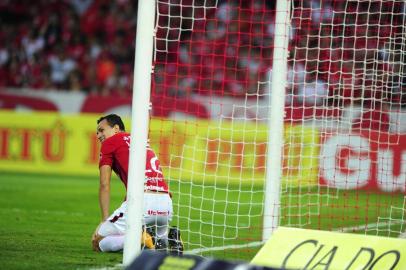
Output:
top-left (124, 0), bottom-right (156, 266)
top-left (262, 0), bottom-right (291, 242)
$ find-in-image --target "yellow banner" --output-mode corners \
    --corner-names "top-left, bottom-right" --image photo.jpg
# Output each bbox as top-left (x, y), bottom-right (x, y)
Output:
top-left (0, 111), bottom-right (102, 176)
top-left (150, 119), bottom-right (319, 185)
top-left (0, 111), bottom-right (319, 185)
top-left (252, 227), bottom-right (406, 270)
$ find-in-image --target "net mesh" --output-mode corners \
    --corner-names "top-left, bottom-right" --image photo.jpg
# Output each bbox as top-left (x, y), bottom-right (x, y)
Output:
top-left (148, 0), bottom-right (406, 259)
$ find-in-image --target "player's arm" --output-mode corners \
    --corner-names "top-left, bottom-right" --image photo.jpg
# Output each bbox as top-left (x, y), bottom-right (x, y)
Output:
top-left (99, 164), bottom-right (112, 221)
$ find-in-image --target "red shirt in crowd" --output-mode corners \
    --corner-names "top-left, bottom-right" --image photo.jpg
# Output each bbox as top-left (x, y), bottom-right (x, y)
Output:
top-left (98, 132), bottom-right (169, 193)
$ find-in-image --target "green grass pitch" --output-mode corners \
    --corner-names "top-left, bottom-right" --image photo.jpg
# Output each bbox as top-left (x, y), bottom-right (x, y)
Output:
top-left (0, 172), bottom-right (124, 270)
top-left (0, 172), bottom-right (404, 269)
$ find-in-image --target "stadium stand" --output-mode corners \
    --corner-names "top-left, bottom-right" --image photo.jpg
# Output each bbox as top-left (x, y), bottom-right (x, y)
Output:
top-left (0, 0), bottom-right (404, 122)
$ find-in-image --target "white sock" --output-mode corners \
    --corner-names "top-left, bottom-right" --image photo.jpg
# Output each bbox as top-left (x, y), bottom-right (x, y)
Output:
top-left (99, 235), bottom-right (124, 252)
top-left (156, 225), bottom-right (168, 244)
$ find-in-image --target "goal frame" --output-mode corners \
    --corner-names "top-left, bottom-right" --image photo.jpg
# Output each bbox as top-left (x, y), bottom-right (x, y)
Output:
top-left (126, 0), bottom-right (292, 262)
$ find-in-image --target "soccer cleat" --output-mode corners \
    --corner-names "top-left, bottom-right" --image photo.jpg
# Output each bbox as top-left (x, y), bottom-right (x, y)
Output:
top-left (141, 227), bottom-right (155, 250)
top-left (144, 226), bottom-right (168, 251)
top-left (167, 227), bottom-right (184, 255)
top-left (154, 238), bottom-right (168, 251)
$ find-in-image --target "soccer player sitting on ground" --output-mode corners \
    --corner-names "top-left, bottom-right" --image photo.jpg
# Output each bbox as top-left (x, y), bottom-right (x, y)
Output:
top-left (91, 114), bottom-right (183, 253)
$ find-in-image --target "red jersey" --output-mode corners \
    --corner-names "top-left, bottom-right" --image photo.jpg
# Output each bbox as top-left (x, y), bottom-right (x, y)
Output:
top-left (98, 132), bottom-right (169, 193)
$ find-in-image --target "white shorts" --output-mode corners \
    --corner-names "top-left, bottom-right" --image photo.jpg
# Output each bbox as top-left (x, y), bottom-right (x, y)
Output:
top-left (98, 193), bottom-right (173, 237)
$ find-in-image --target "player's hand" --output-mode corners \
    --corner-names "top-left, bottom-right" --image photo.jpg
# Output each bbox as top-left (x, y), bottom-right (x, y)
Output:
top-left (92, 233), bottom-right (102, 252)
top-left (92, 223), bottom-right (103, 252)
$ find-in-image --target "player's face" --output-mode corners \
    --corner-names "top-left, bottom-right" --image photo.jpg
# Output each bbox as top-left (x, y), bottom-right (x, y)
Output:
top-left (96, 119), bottom-right (120, 143)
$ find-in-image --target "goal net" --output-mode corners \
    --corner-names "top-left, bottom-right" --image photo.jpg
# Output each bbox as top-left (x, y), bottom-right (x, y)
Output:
top-left (148, 0), bottom-right (406, 260)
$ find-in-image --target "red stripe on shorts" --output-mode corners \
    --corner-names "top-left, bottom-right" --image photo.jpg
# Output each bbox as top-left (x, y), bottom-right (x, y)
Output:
top-left (109, 212), bottom-right (123, 223)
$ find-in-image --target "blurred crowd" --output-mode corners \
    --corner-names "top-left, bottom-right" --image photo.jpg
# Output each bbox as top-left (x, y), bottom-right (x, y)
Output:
top-left (0, 0), bottom-right (136, 96)
top-left (159, 0), bottom-right (405, 106)
top-left (0, 0), bottom-right (405, 108)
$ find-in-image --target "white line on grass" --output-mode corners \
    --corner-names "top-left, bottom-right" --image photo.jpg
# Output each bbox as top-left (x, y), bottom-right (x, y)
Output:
top-left (185, 220), bottom-right (405, 255)
top-left (87, 264), bottom-right (123, 270)
top-left (186, 240), bottom-right (265, 255)
top-left (335, 220), bottom-right (404, 233)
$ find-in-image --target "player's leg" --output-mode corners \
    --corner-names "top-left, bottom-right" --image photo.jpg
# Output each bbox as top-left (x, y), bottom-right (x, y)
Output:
top-left (167, 226), bottom-right (184, 254)
top-left (98, 228), bottom-right (155, 252)
top-left (93, 202), bottom-right (127, 252)
top-left (144, 193), bottom-right (183, 254)
top-left (147, 216), bottom-right (171, 251)
top-left (98, 235), bottom-right (125, 252)
top-left (143, 192), bottom-right (173, 250)
top-left (95, 193), bottom-right (175, 252)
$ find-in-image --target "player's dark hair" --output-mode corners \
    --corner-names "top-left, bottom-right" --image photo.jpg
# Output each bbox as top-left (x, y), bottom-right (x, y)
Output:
top-left (97, 114), bottom-right (125, 131)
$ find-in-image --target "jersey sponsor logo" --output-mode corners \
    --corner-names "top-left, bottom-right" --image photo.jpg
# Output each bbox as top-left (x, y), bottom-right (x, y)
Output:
top-left (147, 210), bottom-right (170, 216)
top-left (145, 186), bottom-right (167, 193)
